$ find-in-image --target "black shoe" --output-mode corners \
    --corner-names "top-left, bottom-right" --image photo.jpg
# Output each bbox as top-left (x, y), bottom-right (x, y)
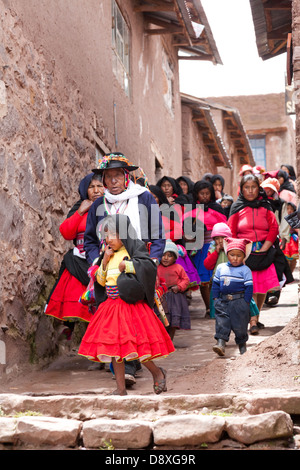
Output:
top-left (124, 374), bottom-right (136, 387)
top-left (250, 324), bottom-right (259, 335)
top-left (213, 339), bottom-right (226, 356)
top-left (239, 343), bottom-right (247, 355)
top-left (266, 295), bottom-right (278, 306)
top-left (257, 321), bottom-right (265, 329)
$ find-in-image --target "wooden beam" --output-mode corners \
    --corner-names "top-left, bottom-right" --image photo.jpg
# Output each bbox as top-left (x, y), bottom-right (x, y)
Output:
top-left (263, 1), bottom-right (291, 10)
top-left (267, 24), bottom-right (291, 40)
top-left (145, 27), bottom-right (182, 35)
top-left (134, 4), bottom-right (175, 13)
top-left (178, 54), bottom-right (214, 61)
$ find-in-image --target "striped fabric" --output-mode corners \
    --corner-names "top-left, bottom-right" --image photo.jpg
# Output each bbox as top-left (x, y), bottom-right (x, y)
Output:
top-left (106, 285), bottom-right (120, 299)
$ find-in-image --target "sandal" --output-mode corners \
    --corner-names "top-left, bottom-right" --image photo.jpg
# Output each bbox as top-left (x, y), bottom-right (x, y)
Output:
top-left (109, 389), bottom-right (128, 396)
top-left (153, 367), bottom-right (167, 394)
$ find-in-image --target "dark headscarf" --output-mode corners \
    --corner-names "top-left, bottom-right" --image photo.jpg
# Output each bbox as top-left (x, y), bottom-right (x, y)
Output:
top-left (193, 180), bottom-right (224, 214)
top-left (149, 185), bottom-right (169, 206)
top-left (68, 173), bottom-right (102, 217)
top-left (278, 170), bottom-right (296, 193)
top-left (157, 176), bottom-right (189, 205)
top-left (211, 174), bottom-right (225, 192)
top-left (230, 175), bottom-right (273, 216)
top-left (176, 176), bottom-right (194, 191)
top-left (281, 164), bottom-right (296, 181)
top-left (202, 173), bottom-right (213, 182)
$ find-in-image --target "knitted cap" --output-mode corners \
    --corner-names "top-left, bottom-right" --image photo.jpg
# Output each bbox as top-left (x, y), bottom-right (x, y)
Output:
top-left (163, 239), bottom-right (179, 259)
top-left (211, 222), bottom-right (232, 239)
top-left (261, 177), bottom-right (280, 194)
top-left (239, 164), bottom-right (253, 176)
top-left (224, 237), bottom-right (253, 260)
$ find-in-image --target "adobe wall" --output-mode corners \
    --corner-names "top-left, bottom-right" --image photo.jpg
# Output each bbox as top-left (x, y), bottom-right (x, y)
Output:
top-left (181, 105), bottom-right (218, 183)
top-left (3, 0), bottom-right (183, 183)
top-left (0, 3), bottom-right (98, 371)
top-left (0, 0), bottom-right (184, 372)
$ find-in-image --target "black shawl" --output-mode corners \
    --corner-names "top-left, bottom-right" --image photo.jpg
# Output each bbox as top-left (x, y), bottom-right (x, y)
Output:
top-left (149, 185), bottom-right (169, 206)
top-left (175, 176), bottom-right (195, 203)
top-left (94, 214), bottom-right (157, 307)
top-left (157, 176), bottom-right (189, 206)
top-left (278, 170), bottom-right (296, 193)
top-left (192, 180), bottom-right (225, 215)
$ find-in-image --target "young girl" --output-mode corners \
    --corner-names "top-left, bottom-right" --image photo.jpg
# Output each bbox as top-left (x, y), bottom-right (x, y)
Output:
top-left (78, 214), bottom-right (175, 396)
top-left (157, 240), bottom-right (191, 340)
top-left (204, 222), bottom-right (232, 318)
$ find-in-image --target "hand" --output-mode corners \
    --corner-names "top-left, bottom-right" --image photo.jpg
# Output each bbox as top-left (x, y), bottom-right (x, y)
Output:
top-left (280, 239), bottom-right (286, 250)
top-left (119, 260), bottom-right (126, 272)
top-left (167, 196), bottom-right (175, 205)
top-left (103, 245), bottom-right (114, 269)
top-left (215, 242), bottom-right (221, 253)
top-left (78, 199), bottom-right (93, 216)
top-left (170, 285), bottom-right (179, 293)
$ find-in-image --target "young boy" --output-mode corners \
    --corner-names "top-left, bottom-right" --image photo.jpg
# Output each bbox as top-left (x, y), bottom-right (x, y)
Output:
top-left (212, 237), bottom-right (253, 356)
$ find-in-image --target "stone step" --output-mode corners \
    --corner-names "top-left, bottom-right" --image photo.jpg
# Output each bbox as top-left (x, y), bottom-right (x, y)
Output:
top-left (0, 410), bottom-right (296, 450)
top-left (0, 392), bottom-right (300, 450)
top-left (1, 391), bottom-right (300, 421)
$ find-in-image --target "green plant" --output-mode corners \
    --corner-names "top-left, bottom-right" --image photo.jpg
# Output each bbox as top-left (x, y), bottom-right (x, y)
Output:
top-left (100, 439), bottom-right (115, 450)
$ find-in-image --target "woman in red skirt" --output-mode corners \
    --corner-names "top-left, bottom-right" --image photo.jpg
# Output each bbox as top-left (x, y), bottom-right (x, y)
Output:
top-left (78, 214), bottom-right (175, 395)
top-left (45, 173), bottom-right (104, 331)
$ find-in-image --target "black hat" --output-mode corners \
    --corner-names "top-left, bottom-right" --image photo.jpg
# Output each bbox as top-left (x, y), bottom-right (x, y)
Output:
top-left (92, 153), bottom-right (139, 174)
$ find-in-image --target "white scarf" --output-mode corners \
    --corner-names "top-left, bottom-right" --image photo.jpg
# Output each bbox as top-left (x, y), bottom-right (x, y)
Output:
top-left (104, 181), bottom-right (148, 239)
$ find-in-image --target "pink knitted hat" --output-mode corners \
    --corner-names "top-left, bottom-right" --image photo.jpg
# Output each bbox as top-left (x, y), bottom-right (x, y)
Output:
top-left (261, 177), bottom-right (280, 194)
top-left (211, 222), bottom-right (232, 238)
top-left (239, 164), bottom-right (253, 176)
top-left (224, 237), bottom-right (253, 259)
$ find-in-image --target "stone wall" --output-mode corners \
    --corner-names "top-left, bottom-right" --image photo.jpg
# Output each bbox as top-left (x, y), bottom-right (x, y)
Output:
top-left (0, 4), bottom-right (97, 371)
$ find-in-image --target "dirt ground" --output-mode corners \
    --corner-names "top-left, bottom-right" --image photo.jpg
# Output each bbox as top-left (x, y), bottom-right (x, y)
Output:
top-left (0, 268), bottom-right (299, 397)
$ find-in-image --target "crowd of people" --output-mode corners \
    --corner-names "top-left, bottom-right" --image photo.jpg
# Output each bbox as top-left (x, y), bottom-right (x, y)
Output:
top-left (44, 153), bottom-right (298, 395)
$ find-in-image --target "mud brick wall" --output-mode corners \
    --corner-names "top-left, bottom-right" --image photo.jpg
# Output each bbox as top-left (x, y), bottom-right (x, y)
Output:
top-left (0, 4), bottom-right (98, 370)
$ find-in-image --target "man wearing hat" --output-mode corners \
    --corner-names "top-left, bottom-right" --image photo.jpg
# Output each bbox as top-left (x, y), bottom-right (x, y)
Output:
top-left (84, 153), bottom-right (165, 266)
top-left (83, 153), bottom-right (166, 385)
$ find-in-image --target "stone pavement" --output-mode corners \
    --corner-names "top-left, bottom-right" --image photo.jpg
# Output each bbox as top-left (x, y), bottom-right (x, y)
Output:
top-left (0, 267), bottom-right (298, 397)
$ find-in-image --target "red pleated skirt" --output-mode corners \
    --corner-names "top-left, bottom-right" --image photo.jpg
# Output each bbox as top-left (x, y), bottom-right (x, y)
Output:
top-left (45, 269), bottom-right (93, 323)
top-left (78, 297), bottom-right (175, 363)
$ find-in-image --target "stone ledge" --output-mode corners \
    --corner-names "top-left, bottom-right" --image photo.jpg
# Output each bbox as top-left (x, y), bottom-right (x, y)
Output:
top-left (0, 411), bottom-right (295, 450)
top-left (1, 391), bottom-right (300, 421)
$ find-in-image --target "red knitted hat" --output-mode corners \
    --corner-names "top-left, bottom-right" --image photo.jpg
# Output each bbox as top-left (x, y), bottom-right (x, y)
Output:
top-left (224, 237), bottom-right (253, 258)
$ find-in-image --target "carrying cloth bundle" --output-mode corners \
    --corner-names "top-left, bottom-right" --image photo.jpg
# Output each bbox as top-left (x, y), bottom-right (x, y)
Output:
top-left (245, 239), bottom-right (293, 284)
top-left (245, 245), bottom-right (276, 271)
top-left (93, 214), bottom-right (158, 307)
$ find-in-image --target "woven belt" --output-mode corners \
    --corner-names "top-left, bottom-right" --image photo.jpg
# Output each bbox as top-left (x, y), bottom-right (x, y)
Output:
top-left (106, 285), bottom-right (120, 299)
top-left (221, 292), bottom-right (245, 301)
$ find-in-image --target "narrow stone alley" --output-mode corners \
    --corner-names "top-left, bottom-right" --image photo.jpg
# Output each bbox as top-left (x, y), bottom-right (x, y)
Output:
top-left (0, 267), bottom-right (298, 398)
